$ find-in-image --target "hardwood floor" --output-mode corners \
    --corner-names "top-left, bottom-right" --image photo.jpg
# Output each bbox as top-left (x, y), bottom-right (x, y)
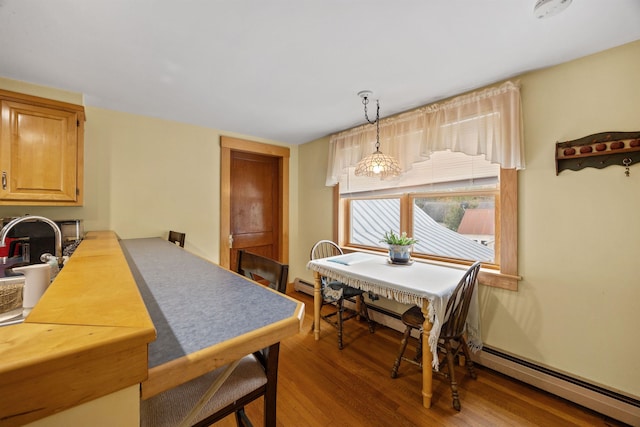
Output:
top-left (214, 290), bottom-right (627, 427)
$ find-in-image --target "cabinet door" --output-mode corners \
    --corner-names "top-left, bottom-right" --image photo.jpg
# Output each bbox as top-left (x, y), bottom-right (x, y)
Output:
top-left (0, 98), bottom-right (82, 204)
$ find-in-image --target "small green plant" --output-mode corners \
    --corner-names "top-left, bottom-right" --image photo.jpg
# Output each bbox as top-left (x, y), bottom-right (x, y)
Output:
top-left (379, 230), bottom-right (418, 246)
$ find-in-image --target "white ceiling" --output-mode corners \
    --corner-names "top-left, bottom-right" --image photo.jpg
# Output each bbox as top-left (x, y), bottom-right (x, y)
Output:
top-left (1, 1), bottom-right (639, 145)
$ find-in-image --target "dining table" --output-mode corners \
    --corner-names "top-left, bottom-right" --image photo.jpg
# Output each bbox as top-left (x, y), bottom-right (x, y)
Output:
top-left (120, 237), bottom-right (305, 401)
top-left (307, 251), bottom-right (481, 409)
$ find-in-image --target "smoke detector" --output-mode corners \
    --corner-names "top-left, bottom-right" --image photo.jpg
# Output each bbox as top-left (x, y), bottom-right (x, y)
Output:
top-left (534, 0), bottom-right (572, 19)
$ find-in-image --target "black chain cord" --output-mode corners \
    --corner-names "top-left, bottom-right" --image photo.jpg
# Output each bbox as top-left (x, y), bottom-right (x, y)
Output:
top-left (362, 96), bottom-right (381, 151)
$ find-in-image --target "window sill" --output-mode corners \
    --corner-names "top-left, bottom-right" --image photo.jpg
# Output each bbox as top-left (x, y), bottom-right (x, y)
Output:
top-left (478, 269), bottom-right (520, 291)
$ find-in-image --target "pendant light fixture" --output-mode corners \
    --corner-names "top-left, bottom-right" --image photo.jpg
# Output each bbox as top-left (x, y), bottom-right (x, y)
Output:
top-left (354, 91), bottom-right (401, 178)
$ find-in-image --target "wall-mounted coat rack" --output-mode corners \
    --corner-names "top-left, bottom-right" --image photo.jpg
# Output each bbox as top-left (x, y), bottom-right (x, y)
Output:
top-left (555, 131), bottom-right (640, 176)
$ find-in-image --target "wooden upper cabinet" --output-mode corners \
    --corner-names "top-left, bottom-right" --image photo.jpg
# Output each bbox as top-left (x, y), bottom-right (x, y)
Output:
top-left (0, 89), bottom-right (85, 205)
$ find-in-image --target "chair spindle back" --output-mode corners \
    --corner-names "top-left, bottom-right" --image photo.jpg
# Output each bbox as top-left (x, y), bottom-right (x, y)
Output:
top-left (440, 261), bottom-right (481, 339)
top-left (310, 240), bottom-right (343, 260)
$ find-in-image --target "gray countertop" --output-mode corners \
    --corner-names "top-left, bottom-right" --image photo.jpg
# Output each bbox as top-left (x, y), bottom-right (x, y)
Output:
top-left (120, 238), bottom-right (298, 369)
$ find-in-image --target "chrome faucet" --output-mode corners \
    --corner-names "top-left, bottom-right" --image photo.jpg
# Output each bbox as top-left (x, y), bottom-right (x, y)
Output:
top-left (0, 215), bottom-right (63, 267)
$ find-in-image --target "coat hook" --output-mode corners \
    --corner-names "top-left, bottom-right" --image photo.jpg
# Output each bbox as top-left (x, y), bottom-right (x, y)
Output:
top-left (623, 157), bottom-right (632, 177)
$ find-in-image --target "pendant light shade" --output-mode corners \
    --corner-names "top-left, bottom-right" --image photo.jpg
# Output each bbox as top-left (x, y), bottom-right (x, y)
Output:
top-left (354, 91), bottom-right (401, 179)
top-left (354, 148), bottom-right (401, 178)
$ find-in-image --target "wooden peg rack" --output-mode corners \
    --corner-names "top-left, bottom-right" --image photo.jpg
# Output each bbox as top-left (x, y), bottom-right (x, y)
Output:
top-left (555, 131), bottom-right (640, 175)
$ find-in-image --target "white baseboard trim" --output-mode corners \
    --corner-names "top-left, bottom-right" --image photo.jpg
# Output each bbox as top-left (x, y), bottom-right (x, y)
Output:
top-left (293, 277), bottom-right (639, 426)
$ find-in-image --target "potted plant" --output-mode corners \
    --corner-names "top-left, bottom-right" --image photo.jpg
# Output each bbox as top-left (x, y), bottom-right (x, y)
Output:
top-left (380, 230), bottom-right (418, 264)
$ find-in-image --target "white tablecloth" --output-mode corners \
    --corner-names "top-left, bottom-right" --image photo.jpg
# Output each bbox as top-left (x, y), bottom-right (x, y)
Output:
top-left (307, 253), bottom-right (482, 368)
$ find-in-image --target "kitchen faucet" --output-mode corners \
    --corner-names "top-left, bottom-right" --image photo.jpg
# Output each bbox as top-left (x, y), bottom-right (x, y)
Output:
top-left (0, 215), bottom-right (63, 267)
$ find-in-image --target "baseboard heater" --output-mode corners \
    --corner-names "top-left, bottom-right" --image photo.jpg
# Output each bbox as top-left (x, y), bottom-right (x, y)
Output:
top-left (477, 347), bottom-right (639, 426)
top-left (293, 277), bottom-right (639, 426)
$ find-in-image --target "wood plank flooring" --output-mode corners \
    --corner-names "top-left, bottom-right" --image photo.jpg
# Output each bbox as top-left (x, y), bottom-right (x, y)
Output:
top-left (213, 290), bottom-right (627, 427)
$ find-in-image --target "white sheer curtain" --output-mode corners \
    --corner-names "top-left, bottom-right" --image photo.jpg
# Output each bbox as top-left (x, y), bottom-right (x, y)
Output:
top-left (326, 80), bottom-right (524, 186)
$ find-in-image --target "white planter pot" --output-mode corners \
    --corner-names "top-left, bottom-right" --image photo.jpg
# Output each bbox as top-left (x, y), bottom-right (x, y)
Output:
top-left (388, 244), bottom-right (413, 264)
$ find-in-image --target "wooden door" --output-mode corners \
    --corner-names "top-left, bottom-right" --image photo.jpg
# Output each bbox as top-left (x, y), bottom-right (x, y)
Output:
top-left (220, 137), bottom-right (289, 269)
top-left (229, 151), bottom-right (279, 268)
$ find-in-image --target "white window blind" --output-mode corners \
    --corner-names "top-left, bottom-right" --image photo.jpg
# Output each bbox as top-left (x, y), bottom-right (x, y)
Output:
top-left (340, 151), bottom-right (500, 195)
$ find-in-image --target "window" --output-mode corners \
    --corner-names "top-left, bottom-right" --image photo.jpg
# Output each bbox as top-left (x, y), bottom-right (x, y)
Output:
top-left (341, 151), bottom-right (500, 264)
top-left (413, 192), bottom-right (496, 262)
top-left (338, 159), bottom-right (518, 290)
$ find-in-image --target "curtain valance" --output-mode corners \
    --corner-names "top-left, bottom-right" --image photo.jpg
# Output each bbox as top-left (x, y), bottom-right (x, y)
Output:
top-left (326, 80), bottom-right (524, 186)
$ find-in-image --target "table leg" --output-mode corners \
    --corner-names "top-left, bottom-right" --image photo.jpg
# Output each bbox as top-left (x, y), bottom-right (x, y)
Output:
top-left (313, 271), bottom-right (322, 340)
top-left (421, 302), bottom-right (433, 408)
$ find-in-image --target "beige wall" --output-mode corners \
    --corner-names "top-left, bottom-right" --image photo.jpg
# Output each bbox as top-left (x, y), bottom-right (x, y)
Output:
top-left (0, 78), bottom-right (300, 276)
top-left (24, 386), bottom-right (139, 427)
top-left (297, 40), bottom-right (640, 398)
top-left (2, 40), bottom-right (639, 400)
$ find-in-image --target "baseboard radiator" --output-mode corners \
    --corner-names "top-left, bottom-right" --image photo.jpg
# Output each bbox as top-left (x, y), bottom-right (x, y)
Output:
top-left (293, 278), bottom-right (639, 426)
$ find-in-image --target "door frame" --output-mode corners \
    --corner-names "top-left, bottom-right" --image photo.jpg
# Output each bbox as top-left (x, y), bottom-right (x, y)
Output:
top-left (220, 136), bottom-right (290, 269)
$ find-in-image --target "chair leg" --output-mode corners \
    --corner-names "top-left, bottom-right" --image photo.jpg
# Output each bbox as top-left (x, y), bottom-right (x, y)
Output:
top-left (459, 336), bottom-right (477, 379)
top-left (337, 298), bottom-right (344, 350)
top-left (443, 340), bottom-right (462, 411)
top-left (391, 325), bottom-right (413, 378)
top-left (358, 295), bottom-right (375, 333)
top-left (235, 408), bottom-right (253, 427)
top-left (263, 344), bottom-right (279, 427)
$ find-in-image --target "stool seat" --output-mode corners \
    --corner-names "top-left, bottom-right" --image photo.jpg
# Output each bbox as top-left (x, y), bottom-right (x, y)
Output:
top-left (401, 305), bottom-right (424, 329)
top-left (141, 355), bottom-right (266, 427)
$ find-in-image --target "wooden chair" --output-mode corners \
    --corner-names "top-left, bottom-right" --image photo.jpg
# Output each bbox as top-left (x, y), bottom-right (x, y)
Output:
top-left (141, 344), bottom-right (279, 427)
top-left (310, 240), bottom-right (375, 350)
top-left (168, 230), bottom-right (186, 247)
top-left (140, 253), bottom-right (289, 427)
top-left (236, 250), bottom-right (289, 294)
top-left (390, 261), bottom-right (482, 411)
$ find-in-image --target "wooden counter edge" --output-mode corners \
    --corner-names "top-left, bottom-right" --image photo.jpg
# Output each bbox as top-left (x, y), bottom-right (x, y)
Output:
top-left (0, 324), bottom-right (153, 427)
top-left (0, 231), bottom-right (156, 427)
top-left (142, 300), bottom-right (305, 400)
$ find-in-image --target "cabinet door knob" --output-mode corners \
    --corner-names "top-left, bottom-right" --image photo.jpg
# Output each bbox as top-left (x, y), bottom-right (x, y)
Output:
top-left (2, 171), bottom-right (6, 190)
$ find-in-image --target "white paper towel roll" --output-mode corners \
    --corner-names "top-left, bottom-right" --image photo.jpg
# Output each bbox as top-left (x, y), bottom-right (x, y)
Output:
top-left (12, 263), bottom-right (51, 309)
